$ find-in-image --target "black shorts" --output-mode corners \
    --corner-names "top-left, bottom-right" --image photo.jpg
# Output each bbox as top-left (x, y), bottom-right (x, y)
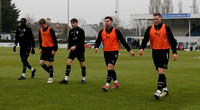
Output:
top-left (104, 51), bottom-right (119, 66)
top-left (20, 47), bottom-right (31, 59)
top-left (40, 47), bottom-right (54, 62)
top-left (68, 51), bottom-right (85, 62)
top-left (152, 49), bottom-right (169, 70)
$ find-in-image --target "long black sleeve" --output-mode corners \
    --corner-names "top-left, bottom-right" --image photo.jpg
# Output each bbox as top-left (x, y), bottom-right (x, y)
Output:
top-left (50, 29), bottom-right (58, 51)
top-left (140, 26), bottom-right (151, 50)
top-left (95, 30), bottom-right (103, 48)
top-left (14, 28), bottom-right (19, 46)
top-left (38, 30), bottom-right (42, 49)
top-left (115, 29), bottom-right (131, 52)
top-left (166, 26), bottom-right (177, 54)
top-left (68, 31), bottom-right (71, 50)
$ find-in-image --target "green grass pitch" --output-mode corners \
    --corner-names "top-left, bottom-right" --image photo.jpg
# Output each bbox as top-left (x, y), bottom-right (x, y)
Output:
top-left (0, 47), bottom-right (200, 110)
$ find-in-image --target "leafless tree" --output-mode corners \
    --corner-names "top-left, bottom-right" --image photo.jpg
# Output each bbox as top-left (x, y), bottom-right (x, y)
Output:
top-left (77, 17), bottom-right (87, 26)
top-left (25, 14), bottom-right (36, 26)
top-left (178, 0), bottom-right (183, 13)
top-left (149, 0), bottom-right (173, 14)
top-left (193, 0), bottom-right (199, 13)
top-left (129, 18), bottom-right (146, 36)
top-left (149, 0), bottom-right (162, 13)
top-left (162, 0), bottom-right (173, 14)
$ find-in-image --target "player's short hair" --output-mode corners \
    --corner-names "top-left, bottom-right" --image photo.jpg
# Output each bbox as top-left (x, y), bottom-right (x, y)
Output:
top-left (104, 16), bottom-right (113, 21)
top-left (70, 18), bottom-right (78, 23)
top-left (20, 18), bottom-right (27, 23)
top-left (39, 18), bottom-right (46, 25)
top-left (153, 13), bottom-right (162, 17)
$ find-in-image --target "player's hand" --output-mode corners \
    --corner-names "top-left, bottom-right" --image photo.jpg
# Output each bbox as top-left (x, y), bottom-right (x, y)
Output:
top-left (13, 46), bottom-right (16, 52)
top-left (31, 48), bottom-right (35, 54)
top-left (95, 48), bottom-right (98, 52)
top-left (129, 50), bottom-right (135, 56)
top-left (70, 46), bottom-right (76, 51)
top-left (52, 51), bottom-right (55, 55)
top-left (39, 49), bottom-right (42, 54)
top-left (173, 53), bottom-right (177, 61)
top-left (139, 49), bottom-right (143, 56)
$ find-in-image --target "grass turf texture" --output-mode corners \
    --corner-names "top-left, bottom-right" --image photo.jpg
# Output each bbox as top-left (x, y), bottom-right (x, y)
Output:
top-left (0, 47), bottom-right (200, 110)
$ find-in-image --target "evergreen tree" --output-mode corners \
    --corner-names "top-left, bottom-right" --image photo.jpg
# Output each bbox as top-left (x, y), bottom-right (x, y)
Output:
top-left (2, 0), bottom-right (20, 33)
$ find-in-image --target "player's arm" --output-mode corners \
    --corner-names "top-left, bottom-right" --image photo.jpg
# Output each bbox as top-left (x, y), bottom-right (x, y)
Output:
top-left (116, 29), bottom-right (135, 56)
top-left (68, 30), bottom-right (72, 50)
top-left (166, 26), bottom-right (177, 54)
top-left (166, 26), bottom-right (177, 61)
top-left (94, 30), bottom-right (103, 52)
top-left (38, 30), bottom-right (42, 53)
top-left (28, 27), bottom-right (35, 54)
top-left (139, 26), bottom-right (151, 56)
top-left (50, 28), bottom-right (58, 52)
top-left (13, 28), bottom-right (19, 52)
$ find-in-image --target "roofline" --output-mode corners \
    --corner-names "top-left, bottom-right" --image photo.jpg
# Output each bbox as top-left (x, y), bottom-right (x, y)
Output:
top-left (131, 13), bottom-right (200, 20)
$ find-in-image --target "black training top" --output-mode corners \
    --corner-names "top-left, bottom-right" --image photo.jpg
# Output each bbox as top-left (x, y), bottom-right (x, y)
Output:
top-left (15, 25), bottom-right (35, 48)
top-left (95, 27), bottom-right (131, 52)
top-left (39, 26), bottom-right (58, 51)
top-left (140, 23), bottom-right (177, 54)
top-left (68, 26), bottom-right (85, 52)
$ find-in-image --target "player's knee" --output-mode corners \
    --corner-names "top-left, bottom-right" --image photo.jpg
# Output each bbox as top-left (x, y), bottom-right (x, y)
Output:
top-left (80, 62), bottom-right (85, 67)
top-left (158, 68), bottom-right (165, 74)
top-left (48, 62), bottom-right (52, 66)
top-left (67, 59), bottom-right (72, 65)
top-left (40, 61), bottom-right (45, 66)
top-left (67, 62), bottom-right (71, 65)
top-left (107, 64), bottom-right (114, 70)
top-left (21, 58), bottom-right (27, 63)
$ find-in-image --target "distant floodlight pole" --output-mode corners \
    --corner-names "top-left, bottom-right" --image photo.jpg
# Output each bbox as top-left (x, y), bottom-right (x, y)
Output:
top-left (67, 0), bottom-right (70, 42)
top-left (188, 6), bottom-right (193, 50)
top-left (0, 0), bottom-right (2, 34)
top-left (115, 0), bottom-right (119, 27)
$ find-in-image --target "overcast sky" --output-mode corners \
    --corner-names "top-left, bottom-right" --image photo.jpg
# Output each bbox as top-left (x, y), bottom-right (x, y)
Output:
top-left (12, 0), bottom-right (200, 25)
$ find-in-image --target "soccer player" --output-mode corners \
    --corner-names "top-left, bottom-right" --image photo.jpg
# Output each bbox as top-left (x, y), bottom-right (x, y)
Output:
top-left (39, 18), bottom-right (58, 84)
top-left (139, 13), bottom-right (177, 99)
top-left (59, 18), bottom-right (86, 84)
top-left (95, 16), bottom-right (135, 91)
top-left (14, 18), bottom-right (36, 80)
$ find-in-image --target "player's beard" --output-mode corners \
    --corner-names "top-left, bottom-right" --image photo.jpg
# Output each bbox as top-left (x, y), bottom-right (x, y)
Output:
top-left (106, 24), bottom-right (111, 29)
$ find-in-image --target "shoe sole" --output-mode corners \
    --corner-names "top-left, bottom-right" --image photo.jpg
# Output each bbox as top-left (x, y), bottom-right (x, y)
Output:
top-left (18, 78), bottom-right (25, 80)
top-left (59, 82), bottom-right (68, 84)
top-left (112, 86), bottom-right (119, 89)
top-left (102, 88), bottom-right (108, 92)
top-left (47, 82), bottom-right (53, 84)
top-left (160, 93), bottom-right (169, 97)
top-left (80, 81), bottom-right (86, 84)
top-left (153, 94), bottom-right (160, 100)
top-left (59, 81), bottom-right (68, 84)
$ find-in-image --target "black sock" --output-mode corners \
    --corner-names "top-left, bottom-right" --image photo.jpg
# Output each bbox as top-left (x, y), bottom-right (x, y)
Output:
top-left (81, 66), bottom-right (86, 77)
top-left (42, 64), bottom-right (49, 72)
top-left (49, 65), bottom-right (54, 78)
top-left (65, 65), bottom-right (71, 76)
top-left (27, 64), bottom-right (32, 70)
top-left (112, 70), bottom-right (117, 81)
top-left (158, 74), bottom-right (165, 91)
top-left (162, 74), bottom-right (167, 89)
top-left (23, 65), bottom-right (27, 73)
top-left (107, 70), bottom-right (113, 84)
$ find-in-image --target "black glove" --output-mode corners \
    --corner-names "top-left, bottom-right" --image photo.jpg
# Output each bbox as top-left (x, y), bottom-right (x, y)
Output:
top-left (13, 46), bottom-right (16, 52)
top-left (31, 48), bottom-right (35, 54)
